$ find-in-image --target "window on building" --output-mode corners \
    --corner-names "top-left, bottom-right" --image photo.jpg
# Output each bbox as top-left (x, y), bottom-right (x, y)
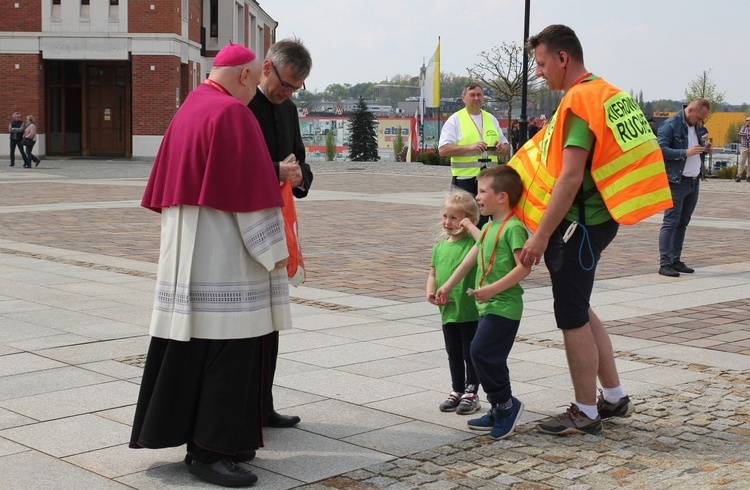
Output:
top-left (210, 0), bottom-right (218, 38)
top-left (52, 0), bottom-right (60, 4)
top-left (82, 0), bottom-right (90, 5)
top-left (110, 0), bottom-right (119, 5)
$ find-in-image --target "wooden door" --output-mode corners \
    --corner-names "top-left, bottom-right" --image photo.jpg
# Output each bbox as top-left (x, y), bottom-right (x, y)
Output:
top-left (87, 66), bottom-right (126, 155)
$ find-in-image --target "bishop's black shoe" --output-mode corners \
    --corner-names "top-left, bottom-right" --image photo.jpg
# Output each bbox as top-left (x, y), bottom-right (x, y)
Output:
top-left (188, 458), bottom-right (258, 487)
top-left (266, 410), bottom-right (300, 428)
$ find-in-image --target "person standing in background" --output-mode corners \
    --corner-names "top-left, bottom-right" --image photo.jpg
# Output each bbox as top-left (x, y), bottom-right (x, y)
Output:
top-left (736, 117), bottom-right (750, 182)
top-left (657, 99), bottom-right (712, 278)
top-left (8, 112), bottom-right (26, 167)
top-left (22, 115), bottom-right (40, 168)
top-left (248, 37), bottom-right (313, 429)
top-left (438, 83), bottom-right (510, 228)
top-left (527, 116), bottom-right (540, 139)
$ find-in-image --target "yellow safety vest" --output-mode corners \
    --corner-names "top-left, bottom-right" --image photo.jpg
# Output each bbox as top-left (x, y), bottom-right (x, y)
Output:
top-left (508, 77), bottom-right (671, 232)
top-left (451, 109), bottom-right (500, 177)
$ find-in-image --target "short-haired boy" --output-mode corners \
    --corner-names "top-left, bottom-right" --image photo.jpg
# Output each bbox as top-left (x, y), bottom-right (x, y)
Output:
top-left (436, 165), bottom-right (531, 439)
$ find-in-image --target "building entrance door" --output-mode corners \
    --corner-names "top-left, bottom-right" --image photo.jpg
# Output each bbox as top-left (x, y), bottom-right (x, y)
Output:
top-left (45, 60), bottom-right (131, 157)
top-left (85, 64), bottom-right (131, 157)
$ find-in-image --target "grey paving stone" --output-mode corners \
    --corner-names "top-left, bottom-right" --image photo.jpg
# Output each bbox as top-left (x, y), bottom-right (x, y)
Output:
top-left (0, 451), bottom-right (130, 489)
top-left (371, 331), bottom-right (446, 352)
top-left (290, 399), bottom-right (410, 439)
top-left (0, 407), bottom-right (35, 431)
top-left (79, 360), bottom-right (145, 380)
top-left (342, 420), bottom-right (472, 457)
top-left (0, 413), bottom-right (130, 457)
top-left (5, 332), bottom-right (96, 351)
top-left (0, 365), bottom-right (115, 401)
top-left (323, 321), bottom-right (436, 342)
top-left (281, 341), bottom-right (415, 368)
top-left (0, 380), bottom-right (139, 421)
top-left (276, 368), bottom-right (417, 405)
top-left (277, 330), bottom-right (354, 354)
top-left (292, 312), bottom-right (382, 331)
top-left (271, 385), bottom-right (326, 411)
top-left (0, 317), bottom-right (63, 343)
top-left (337, 357), bottom-right (437, 379)
top-left (0, 351), bottom-right (66, 377)
top-left (96, 405), bottom-right (136, 426)
top-left (34, 336), bottom-right (150, 364)
top-left (0, 436), bottom-right (28, 457)
top-left (251, 428), bottom-right (394, 483)
top-left (365, 391), bottom-right (480, 433)
top-left (383, 366), bottom-right (449, 392)
top-left (64, 443), bottom-right (185, 479)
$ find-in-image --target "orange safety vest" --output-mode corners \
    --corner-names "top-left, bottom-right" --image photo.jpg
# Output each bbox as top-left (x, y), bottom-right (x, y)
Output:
top-left (508, 77), bottom-right (671, 233)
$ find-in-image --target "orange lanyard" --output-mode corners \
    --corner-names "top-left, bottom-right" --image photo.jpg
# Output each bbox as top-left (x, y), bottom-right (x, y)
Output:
top-left (202, 78), bottom-right (231, 96)
top-left (478, 213), bottom-right (513, 287)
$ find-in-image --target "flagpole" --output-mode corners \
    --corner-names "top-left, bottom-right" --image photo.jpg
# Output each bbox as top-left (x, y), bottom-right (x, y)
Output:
top-left (436, 36), bottom-right (441, 152)
top-left (419, 60), bottom-right (425, 152)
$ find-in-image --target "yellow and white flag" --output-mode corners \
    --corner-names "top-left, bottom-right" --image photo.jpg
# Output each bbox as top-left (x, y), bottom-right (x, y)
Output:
top-left (423, 41), bottom-right (440, 108)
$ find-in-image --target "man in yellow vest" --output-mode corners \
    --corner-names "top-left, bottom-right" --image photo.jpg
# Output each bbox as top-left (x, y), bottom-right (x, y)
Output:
top-left (520, 25), bottom-right (636, 436)
top-left (438, 83), bottom-right (509, 205)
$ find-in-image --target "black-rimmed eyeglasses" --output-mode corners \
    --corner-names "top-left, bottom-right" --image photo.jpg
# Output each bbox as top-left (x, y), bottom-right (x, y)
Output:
top-left (271, 63), bottom-right (305, 92)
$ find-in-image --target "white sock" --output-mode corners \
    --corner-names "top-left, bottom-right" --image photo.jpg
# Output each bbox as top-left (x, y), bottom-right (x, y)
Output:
top-left (574, 402), bottom-right (599, 420)
top-left (602, 386), bottom-right (626, 404)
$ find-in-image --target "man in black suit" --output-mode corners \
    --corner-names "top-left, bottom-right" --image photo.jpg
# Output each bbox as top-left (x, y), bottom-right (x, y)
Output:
top-left (248, 37), bottom-right (313, 428)
top-left (527, 116), bottom-right (540, 139)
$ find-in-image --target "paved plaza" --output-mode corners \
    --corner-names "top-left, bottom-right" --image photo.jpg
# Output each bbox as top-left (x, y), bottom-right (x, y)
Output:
top-left (0, 159), bottom-right (749, 489)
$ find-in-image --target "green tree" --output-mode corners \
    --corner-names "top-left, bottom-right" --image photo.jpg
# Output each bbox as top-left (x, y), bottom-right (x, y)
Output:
top-left (725, 121), bottom-right (743, 145)
top-left (325, 130), bottom-right (336, 161)
top-left (348, 97), bottom-right (379, 161)
top-left (393, 125), bottom-right (405, 161)
top-left (349, 82), bottom-right (375, 99)
top-left (533, 86), bottom-right (563, 118)
top-left (467, 42), bottom-right (540, 127)
top-left (685, 69), bottom-right (725, 117)
top-left (323, 83), bottom-right (350, 102)
top-left (440, 72), bottom-right (473, 98)
top-left (387, 74), bottom-right (413, 84)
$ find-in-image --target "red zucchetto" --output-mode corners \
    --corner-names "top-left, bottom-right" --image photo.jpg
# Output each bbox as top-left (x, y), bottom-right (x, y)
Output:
top-left (213, 42), bottom-right (256, 67)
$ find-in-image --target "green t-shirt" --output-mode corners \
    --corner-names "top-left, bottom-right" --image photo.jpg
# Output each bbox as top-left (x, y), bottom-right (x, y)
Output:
top-left (431, 235), bottom-right (479, 324)
top-left (562, 81), bottom-right (613, 225)
top-left (474, 216), bottom-right (527, 320)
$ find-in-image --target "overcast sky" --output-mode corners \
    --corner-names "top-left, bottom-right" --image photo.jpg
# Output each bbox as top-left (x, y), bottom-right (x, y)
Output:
top-left (270, 0), bottom-right (747, 105)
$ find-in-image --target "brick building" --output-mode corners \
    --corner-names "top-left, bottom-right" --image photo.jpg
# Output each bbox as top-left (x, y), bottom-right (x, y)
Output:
top-left (1, 0), bottom-right (276, 158)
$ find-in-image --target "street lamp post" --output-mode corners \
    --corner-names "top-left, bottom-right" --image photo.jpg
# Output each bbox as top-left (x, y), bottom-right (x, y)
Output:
top-left (519, 0), bottom-right (531, 144)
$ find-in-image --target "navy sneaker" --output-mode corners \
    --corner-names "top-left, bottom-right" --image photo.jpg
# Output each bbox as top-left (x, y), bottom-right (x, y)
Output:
top-left (467, 406), bottom-right (495, 431)
top-left (490, 397), bottom-right (524, 440)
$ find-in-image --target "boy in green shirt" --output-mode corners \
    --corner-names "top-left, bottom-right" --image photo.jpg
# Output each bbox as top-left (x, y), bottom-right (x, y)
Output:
top-left (436, 165), bottom-right (531, 439)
